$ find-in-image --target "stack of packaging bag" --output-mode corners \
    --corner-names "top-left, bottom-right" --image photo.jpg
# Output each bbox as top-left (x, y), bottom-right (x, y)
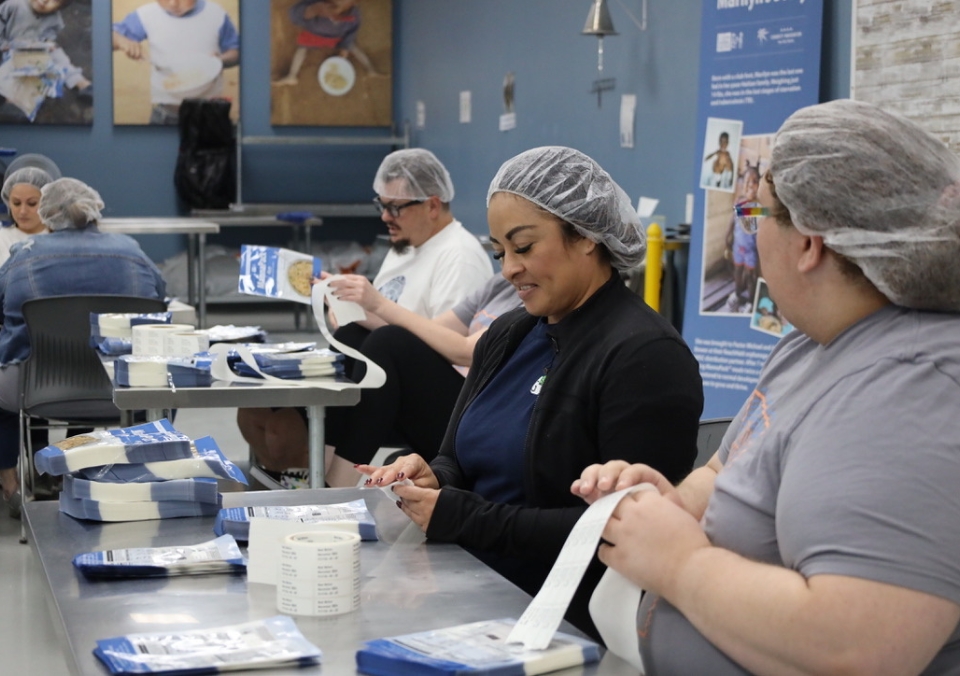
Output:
top-left (33, 419), bottom-right (247, 522)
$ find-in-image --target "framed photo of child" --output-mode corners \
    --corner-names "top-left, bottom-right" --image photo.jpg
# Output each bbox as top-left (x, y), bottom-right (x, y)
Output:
top-left (270, 0), bottom-right (392, 127)
top-left (0, 0), bottom-right (93, 125)
top-left (111, 0), bottom-right (240, 126)
top-left (699, 117), bottom-right (743, 193)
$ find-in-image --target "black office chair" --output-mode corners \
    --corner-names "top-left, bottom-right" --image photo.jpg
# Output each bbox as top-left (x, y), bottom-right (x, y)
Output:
top-left (17, 294), bottom-right (167, 542)
top-left (695, 417), bottom-right (734, 469)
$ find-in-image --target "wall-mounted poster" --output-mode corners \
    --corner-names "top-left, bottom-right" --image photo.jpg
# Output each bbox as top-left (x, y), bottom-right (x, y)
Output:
top-left (111, 0), bottom-right (240, 126)
top-left (270, 0), bottom-right (392, 127)
top-left (0, 0), bottom-right (93, 125)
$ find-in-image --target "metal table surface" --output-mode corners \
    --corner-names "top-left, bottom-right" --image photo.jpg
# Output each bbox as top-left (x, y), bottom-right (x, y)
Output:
top-left (99, 218), bottom-right (222, 329)
top-left (24, 488), bottom-right (635, 676)
top-left (110, 372), bottom-right (361, 489)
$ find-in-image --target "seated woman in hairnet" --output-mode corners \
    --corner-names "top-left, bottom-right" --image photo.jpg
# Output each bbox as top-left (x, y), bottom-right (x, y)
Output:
top-left (0, 166), bottom-right (57, 266)
top-left (360, 146), bottom-right (704, 640)
top-left (572, 99), bottom-right (960, 675)
top-left (0, 178), bottom-right (166, 518)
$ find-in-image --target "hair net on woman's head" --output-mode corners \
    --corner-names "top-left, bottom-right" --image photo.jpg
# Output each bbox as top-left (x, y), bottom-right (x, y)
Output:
top-left (1, 167), bottom-right (54, 207)
top-left (486, 146), bottom-right (645, 270)
top-left (3, 153), bottom-right (61, 184)
top-left (373, 148), bottom-right (455, 203)
top-left (38, 178), bottom-right (104, 232)
top-left (771, 98), bottom-right (960, 311)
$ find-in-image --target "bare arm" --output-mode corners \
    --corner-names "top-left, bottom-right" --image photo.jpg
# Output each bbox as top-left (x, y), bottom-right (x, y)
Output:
top-left (329, 274), bottom-right (481, 366)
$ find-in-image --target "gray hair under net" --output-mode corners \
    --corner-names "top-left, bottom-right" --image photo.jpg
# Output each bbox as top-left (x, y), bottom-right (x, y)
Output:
top-left (486, 146), bottom-right (645, 270)
top-left (1, 167), bottom-right (54, 208)
top-left (373, 148), bottom-right (455, 202)
top-left (38, 178), bottom-right (104, 232)
top-left (771, 98), bottom-right (960, 311)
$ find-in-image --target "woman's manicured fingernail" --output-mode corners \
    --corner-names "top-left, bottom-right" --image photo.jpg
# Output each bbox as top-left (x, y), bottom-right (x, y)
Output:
top-left (397, 472), bottom-right (405, 480)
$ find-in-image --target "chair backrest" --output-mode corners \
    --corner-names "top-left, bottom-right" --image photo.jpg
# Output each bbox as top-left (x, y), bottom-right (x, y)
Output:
top-left (20, 294), bottom-right (167, 421)
top-left (695, 417), bottom-right (734, 468)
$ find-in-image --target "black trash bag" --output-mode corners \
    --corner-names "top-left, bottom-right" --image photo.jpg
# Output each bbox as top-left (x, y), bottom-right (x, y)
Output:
top-left (174, 98), bottom-right (236, 210)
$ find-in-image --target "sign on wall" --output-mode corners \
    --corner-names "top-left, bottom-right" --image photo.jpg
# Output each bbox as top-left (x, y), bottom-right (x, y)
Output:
top-left (681, 0), bottom-right (824, 419)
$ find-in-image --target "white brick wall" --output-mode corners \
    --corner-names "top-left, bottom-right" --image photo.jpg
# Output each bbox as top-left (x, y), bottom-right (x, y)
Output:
top-left (854, 0), bottom-right (960, 151)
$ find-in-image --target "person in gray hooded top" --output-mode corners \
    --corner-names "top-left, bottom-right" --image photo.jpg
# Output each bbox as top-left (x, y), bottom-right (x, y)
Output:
top-left (572, 99), bottom-right (960, 675)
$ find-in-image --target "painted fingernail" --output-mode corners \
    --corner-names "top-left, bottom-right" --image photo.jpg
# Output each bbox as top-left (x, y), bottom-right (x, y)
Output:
top-left (376, 477), bottom-right (383, 484)
top-left (353, 464), bottom-right (360, 468)
top-left (363, 479), bottom-right (371, 486)
top-left (397, 472), bottom-right (405, 480)
top-left (396, 500), bottom-right (402, 509)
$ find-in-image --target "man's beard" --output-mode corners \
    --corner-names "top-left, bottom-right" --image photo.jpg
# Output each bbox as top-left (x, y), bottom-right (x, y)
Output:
top-left (390, 238), bottom-right (411, 254)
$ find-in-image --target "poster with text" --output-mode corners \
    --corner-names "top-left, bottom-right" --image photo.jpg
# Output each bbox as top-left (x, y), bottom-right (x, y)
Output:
top-left (270, 0), bottom-right (392, 127)
top-left (0, 0), bottom-right (93, 125)
top-left (681, 0), bottom-right (823, 419)
top-left (111, 0), bottom-right (241, 126)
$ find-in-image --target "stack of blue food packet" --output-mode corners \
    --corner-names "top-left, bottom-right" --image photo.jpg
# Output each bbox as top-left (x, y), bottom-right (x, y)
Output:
top-left (73, 534), bottom-right (245, 579)
top-left (213, 499), bottom-right (378, 542)
top-left (34, 419), bottom-right (247, 522)
top-left (232, 348), bottom-right (344, 380)
top-left (114, 354), bottom-right (214, 388)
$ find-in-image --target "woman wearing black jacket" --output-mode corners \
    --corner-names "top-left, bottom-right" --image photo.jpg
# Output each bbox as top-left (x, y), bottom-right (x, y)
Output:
top-left (359, 146), bottom-right (703, 639)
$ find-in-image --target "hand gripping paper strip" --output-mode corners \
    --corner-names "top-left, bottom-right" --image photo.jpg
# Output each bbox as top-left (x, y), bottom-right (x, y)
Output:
top-left (506, 484), bottom-right (655, 673)
top-left (207, 279), bottom-right (385, 389)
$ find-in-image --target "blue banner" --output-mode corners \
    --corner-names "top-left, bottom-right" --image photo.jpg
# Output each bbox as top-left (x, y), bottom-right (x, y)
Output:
top-left (682, 0), bottom-right (823, 419)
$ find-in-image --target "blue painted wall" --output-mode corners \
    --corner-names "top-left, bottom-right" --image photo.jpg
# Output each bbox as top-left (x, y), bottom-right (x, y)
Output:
top-left (0, 0), bottom-right (851, 262)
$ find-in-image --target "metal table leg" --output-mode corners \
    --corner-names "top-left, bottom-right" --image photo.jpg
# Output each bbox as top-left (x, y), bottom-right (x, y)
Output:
top-left (307, 405), bottom-right (325, 488)
top-left (198, 233), bottom-right (207, 329)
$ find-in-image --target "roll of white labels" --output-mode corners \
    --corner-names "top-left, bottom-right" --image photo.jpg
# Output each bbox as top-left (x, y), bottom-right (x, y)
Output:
top-left (131, 324), bottom-right (200, 356)
top-left (276, 531), bottom-right (361, 617)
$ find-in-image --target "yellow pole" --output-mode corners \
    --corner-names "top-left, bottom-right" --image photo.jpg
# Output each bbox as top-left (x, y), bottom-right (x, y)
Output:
top-left (644, 222), bottom-right (663, 311)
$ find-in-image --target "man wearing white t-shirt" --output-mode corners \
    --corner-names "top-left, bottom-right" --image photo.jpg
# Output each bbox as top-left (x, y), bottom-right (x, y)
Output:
top-left (353, 147), bottom-right (492, 328)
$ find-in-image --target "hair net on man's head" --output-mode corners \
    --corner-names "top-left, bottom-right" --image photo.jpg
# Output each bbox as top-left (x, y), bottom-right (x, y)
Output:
top-left (771, 98), bottom-right (960, 311)
top-left (373, 148), bottom-right (455, 202)
top-left (486, 146), bottom-right (645, 270)
top-left (38, 178), bottom-right (104, 232)
top-left (1, 167), bottom-right (54, 207)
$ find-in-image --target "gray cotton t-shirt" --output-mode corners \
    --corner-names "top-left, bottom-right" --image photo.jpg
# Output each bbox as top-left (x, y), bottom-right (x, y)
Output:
top-left (451, 274), bottom-right (520, 335)
top-left (639, 305), bottom-right (960, 675)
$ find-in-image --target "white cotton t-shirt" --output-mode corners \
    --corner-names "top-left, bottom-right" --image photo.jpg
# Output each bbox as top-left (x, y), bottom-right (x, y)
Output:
top-left (0, 225), bottom-right (32, 267)
top-left (373, 219), bottom-right (493, 319)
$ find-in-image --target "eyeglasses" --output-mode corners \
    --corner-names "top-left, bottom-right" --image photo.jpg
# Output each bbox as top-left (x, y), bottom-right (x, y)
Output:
top-left (733, 202), bottom-right (770, 235)
top-left (373, 198), bottom-right (424, 218)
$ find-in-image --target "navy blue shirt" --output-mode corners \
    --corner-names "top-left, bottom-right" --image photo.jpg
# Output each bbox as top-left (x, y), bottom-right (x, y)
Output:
top-left (455, 320), bottom-right (555, 505)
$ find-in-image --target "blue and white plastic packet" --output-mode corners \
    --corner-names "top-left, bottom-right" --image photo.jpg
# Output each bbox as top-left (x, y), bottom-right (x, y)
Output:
top-left (356, 619), bottom-right (600, 676)
top-left (238, 245), bottom-right (322, 306)
top-left (77, 436), bottom-right (247, 485)
top-left (114, 355), bottom-right (214, 388)
top-left (73, 534), bottom-right (244, 579)
top-left (59, 492), bottom-right (222, 522)
top-left (93, 615), bottom-right (321, 674)
top-left (63, 474), bottom-right (220, 504)
top-left (214, 499), bottom-right (378, 542)
top-left (35, 419), bottom-right (193, 476)
top-left (232, 349), bottom-right (344, 380)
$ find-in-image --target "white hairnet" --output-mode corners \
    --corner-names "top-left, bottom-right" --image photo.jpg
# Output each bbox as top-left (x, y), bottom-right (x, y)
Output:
top-left (373, 148), bottom-right (455, 202)
top-left (486, 146), bottom-right (645, 270)
top-left (1, 167), bottom-right (54, 207)
top-left (771, 99), bottom-right (960, 311)
top-left (38, 178), bottom-right (104, 231)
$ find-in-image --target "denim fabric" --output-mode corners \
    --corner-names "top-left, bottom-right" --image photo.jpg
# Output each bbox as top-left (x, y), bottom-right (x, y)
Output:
top-left (0, 227), bottom-right (166, 365)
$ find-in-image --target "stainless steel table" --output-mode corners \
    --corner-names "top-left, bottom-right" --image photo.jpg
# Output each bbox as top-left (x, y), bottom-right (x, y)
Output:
top-left (110, 372), bottom-right (361, 489)
top-left (99, 218), bottom-right (221, 329)
top-left (24, 489), bottom-right (634, 676)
